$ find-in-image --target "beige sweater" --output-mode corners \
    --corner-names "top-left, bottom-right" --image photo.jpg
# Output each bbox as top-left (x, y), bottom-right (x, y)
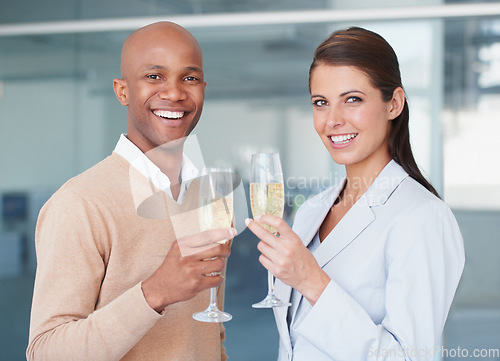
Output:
top-left (27, 152), bottom-right (228, 361)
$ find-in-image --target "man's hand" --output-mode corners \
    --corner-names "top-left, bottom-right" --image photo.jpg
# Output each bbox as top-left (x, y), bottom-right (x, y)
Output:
top-left (141, 227), bottom-right (235, 313)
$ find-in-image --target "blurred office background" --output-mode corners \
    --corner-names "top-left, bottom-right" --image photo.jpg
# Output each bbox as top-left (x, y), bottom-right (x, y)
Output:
top-left (1, 0), bottom-right (500, 360)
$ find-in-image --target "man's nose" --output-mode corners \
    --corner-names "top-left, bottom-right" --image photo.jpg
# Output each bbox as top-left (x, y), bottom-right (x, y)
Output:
top-left (158, 81), bottom-right (186, 101)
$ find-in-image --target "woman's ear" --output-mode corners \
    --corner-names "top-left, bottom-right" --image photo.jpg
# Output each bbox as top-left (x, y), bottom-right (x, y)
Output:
top-left (388, 87), bottom-right (405, 120)
top-left (113, 78), bottom-right (129, 106)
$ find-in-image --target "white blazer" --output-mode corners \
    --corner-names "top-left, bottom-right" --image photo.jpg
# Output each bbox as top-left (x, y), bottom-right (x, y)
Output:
top-left (273, 160), bottom-right (465, 361)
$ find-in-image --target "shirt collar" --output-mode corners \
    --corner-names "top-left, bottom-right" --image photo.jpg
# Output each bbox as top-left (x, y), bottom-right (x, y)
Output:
top-left (114, 134), bottom-right (198, 203)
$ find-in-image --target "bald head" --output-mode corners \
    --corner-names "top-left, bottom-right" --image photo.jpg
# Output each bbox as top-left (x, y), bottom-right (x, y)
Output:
top-left (120, 22), bottom-right (203, 79)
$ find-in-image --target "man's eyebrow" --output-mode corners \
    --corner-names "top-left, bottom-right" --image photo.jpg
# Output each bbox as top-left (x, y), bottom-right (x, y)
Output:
top-left (186, 66), bottom-right (203, 73)
top-left (144, 65), bottom-right (202, 72)
top-left (145, 65), bottom-right (166, 71)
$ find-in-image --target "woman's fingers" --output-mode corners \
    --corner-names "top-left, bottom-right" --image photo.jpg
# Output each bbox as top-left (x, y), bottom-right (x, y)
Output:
top-left (254, 214), bottom-right (290, 235)
top-left (244, 218), bottom-right (278, 246)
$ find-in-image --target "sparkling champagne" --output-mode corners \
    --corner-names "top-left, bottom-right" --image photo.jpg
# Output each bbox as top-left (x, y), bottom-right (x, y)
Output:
top-left (250, 183), bottom-right (284, 234)
top-left (199, 197), bottom-right (234, 244)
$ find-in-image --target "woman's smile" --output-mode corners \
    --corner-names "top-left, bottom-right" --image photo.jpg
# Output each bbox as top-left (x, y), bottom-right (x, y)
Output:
top-left (328, 133), bottom-right (358, 148)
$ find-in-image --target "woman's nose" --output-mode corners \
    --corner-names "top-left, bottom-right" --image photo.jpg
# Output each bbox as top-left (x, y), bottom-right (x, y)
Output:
top-left (326, 107), bottom-right (345, 128)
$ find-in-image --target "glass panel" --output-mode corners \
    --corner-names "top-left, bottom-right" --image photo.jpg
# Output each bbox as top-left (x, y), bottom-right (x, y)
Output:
top-left (443, 17), bottom-right (500, 210)
top-left (442, 16), bottom-right (500, 361)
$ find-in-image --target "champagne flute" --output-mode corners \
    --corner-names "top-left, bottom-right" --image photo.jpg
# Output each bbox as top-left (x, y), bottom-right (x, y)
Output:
top-left (250, 153), bottom-right (291, 308)
top-left (193, 167), bottom-right (234, 323)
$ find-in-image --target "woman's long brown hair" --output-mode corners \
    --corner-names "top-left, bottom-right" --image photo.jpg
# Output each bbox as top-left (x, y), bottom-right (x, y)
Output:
top-left (309, 27), bottom-right (440, 198)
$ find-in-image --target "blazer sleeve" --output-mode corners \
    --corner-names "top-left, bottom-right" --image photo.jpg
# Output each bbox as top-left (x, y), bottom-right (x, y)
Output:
top-left (293, 199), bottom-right (465, 360)
top-left (26, 189), bottom-right (163, 361)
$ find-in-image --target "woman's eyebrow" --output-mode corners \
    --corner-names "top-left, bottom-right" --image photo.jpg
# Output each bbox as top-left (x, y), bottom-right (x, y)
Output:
top-left (340, 89), bottom-right (366, 97)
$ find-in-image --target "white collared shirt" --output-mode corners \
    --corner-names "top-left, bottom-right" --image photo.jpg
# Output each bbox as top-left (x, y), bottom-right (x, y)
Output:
top-left (114, 134), bottom-right (198, 204)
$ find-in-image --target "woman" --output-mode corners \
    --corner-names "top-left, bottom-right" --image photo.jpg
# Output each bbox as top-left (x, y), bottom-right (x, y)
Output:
top-left (245, 27), bottom-right (465, 361)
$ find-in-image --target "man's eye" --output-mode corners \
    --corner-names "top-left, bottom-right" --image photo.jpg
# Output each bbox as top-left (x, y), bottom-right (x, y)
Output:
top-left (184, 76), bottom-right (199, 82)
top-left (147, 74), bottom-right (161, 80)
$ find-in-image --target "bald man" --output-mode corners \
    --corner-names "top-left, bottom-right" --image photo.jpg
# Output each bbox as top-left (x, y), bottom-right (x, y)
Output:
top-left (27, 22), bottom-right (232, 361)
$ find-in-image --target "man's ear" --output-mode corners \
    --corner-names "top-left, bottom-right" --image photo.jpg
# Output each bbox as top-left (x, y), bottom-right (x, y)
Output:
top-left (113, 78), bottom-right (129, 106)
top-left (388, 87), bottom-right (405, 120)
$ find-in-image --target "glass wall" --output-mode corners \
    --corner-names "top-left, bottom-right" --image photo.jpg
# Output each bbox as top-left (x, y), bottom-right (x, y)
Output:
top-left (441, 16), bottom-right (500, 360)
top-left (1, 1), bottom-right (499, 360)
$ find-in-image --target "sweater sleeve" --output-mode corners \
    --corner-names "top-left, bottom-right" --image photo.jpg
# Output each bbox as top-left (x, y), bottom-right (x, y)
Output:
top-left (293, 199), bottom-right (465, 360)
top-left (217, 255), bottom-right (229, 361)
top-left (26, 188), bottom-right (162, 361)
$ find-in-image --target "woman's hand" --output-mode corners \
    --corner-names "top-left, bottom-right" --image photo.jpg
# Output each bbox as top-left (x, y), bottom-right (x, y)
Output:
top-left (245, 215), bottom-right (330, 306)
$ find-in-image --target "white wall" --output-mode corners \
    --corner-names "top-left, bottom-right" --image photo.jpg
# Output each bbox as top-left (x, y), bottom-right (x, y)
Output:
top-left (197, 96), bottom-right (332, 183)
top-left (0, 78), bottom-right (126, 192)
top-left (0, 80), bottom-right (77, 192)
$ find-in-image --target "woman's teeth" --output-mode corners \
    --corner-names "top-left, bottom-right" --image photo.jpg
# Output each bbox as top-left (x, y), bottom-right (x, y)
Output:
top-left (329, 133), bottom-right (357, 144)
top-left (154, 110), bottom-right (184, 119)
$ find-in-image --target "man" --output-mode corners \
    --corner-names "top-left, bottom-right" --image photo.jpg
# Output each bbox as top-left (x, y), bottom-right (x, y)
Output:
top-left (27, 22), bottom-right (233, 361)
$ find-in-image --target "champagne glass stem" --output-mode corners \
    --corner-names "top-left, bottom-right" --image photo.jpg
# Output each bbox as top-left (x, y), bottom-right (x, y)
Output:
top-left (193, 281), bottom-right (232, 322)
top-left (209, 286), bottom-right (218, 309)
top-left (267, 270), bottom-right (274, 296)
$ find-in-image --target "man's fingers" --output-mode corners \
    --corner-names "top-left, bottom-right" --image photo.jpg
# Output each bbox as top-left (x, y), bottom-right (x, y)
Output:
top-left (194, 243), bottom-right (231, 261)
top-left (176, 228), bottom-right (235, 257)
top-left (202, 227), bottom-right (237, 245)
top-left (202, 274), bottom-right (225, 289)
top-left (199, 256), bottom-right (226, 275)
top-left (181, 227), bottom-right (237, 248)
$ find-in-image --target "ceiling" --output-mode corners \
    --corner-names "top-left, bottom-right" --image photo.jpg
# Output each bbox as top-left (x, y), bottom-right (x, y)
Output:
top-left (0, 0), bottom-right (330, 99)
top-left (1, 0), bottom-right (500, 101)
top-left (0, 0), bottom-right (329, 24)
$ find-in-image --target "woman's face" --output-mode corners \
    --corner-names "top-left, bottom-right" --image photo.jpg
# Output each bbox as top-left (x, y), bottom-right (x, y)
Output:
top-left (310, 64), bottom-right (401, 171)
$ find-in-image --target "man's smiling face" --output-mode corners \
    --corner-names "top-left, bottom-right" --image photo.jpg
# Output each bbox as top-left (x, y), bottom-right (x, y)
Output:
top-left (114, 22), bottom-right (206, 153)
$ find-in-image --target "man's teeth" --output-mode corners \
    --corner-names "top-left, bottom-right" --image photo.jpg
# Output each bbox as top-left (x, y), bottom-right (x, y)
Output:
top-left (329, 133), bottom-right (357, 144)
top-left (154, 110), bottom-right (184, 119)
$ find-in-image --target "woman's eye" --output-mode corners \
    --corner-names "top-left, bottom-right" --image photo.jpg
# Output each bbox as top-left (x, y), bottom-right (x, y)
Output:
top-left (346, 96), bottom-right (362, 103)
top-left (313, 99), bottom-right (327, 107)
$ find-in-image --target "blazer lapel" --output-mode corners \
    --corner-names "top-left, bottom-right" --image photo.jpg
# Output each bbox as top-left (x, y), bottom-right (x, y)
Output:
top-left (314, 198), bottom-right (375, 268)
top-left (314, 159), bottom-right (408, 268)
top-left (293, 182), bottom-right (346, 248)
